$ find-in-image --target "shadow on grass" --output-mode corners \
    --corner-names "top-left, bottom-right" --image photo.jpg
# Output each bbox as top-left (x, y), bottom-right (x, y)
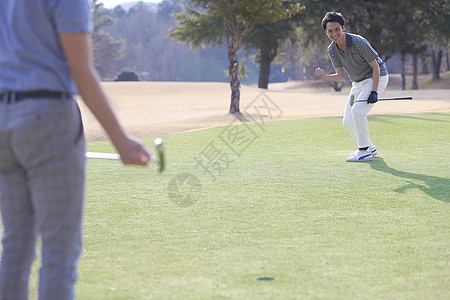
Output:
top-left (370, 158), bottom-right (449, 203)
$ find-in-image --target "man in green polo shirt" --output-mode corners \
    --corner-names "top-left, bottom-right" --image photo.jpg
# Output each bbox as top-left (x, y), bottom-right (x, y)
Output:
top-left (315, 11), bottom-right (389, 162)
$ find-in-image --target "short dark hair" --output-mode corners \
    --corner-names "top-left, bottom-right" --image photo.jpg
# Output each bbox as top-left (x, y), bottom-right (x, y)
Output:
top-left (321, 11), bottom-right (345, 30)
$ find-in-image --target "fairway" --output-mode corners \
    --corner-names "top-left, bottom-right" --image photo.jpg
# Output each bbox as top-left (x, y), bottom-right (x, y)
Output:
top-left (71, 112), bottom-right (449, 299)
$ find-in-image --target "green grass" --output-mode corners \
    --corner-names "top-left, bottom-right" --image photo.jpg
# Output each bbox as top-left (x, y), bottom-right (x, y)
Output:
top-left (27, 113), bottom-right (450, 299)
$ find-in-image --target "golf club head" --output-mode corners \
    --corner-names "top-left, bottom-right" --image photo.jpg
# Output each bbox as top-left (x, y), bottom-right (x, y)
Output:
top-left (153, 138), bottom-right (165, 172)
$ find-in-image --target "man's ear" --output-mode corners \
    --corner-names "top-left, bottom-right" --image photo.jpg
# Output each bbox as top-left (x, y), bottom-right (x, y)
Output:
top-left (342, 25), bottom-right (345, 32)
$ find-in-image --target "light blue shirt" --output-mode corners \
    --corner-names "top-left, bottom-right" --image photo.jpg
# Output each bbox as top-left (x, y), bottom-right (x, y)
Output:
top-left (0, 0), bottom-right (93, 93)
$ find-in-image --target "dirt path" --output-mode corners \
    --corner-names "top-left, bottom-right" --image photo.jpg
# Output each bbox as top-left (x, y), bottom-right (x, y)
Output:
top-left (78, 82), bottom-right (450, 141)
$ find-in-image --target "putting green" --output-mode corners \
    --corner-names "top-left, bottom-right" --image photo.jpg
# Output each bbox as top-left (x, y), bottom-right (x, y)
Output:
top-left (69, 113), bottom-right (450, 299)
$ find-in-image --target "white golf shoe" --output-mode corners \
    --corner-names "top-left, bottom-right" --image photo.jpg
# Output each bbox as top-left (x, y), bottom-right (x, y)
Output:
top-left (346, 149), bottom-right (373, 162)
top-left (370, 145), bottom-right (378, 156)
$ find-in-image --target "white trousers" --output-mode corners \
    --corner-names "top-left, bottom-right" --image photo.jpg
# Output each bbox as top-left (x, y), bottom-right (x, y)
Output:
top-left (343, 75), bottom-right (389, 148)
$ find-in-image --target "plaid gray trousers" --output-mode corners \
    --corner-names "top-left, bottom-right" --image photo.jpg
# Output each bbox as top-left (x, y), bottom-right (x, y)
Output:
top-left (0, 97), bottom-right (85, 300)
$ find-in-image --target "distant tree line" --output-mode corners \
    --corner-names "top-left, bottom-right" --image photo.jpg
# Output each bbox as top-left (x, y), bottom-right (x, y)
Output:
top-left (93, 0), bottom-right (182, 81)
top-left (92, 0), bottom-right (449, 112)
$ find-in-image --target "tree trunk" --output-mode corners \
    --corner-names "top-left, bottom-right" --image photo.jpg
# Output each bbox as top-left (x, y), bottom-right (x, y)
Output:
top-left (447, 50), bottom-right (450, 71)
top-left (412, 53), bottom-right (418, 90)
top-left (225, 22), bottom-right (240, 114)
top-left (258, 52), bottom-right (271, 89)
top-left (421, 55), bottom-right (429, 74)
top-left (401, 54), bottom-right (406, 90)
top-left (258, 48), bottom-right (277, 89)
top-left (431, 49), bottom-right (443, 81)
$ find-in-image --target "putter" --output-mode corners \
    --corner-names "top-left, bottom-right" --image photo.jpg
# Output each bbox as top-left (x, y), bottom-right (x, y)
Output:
top-left (86, 138), bottom-right (165, 172)
top-left (350, 96), bottom-right (412, 106)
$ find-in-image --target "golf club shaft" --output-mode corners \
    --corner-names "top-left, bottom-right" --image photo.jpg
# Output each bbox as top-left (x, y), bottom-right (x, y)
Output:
top-left (85, 152), bottom-right (120, 160)
top-left (356, 96), bottom-right (412, 103)
top-left (85, 152), bottom-right (160, 165)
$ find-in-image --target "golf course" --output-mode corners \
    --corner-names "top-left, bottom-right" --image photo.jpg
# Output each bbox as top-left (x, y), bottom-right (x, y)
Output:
top-left (33, 75), bottom-right (450, 298)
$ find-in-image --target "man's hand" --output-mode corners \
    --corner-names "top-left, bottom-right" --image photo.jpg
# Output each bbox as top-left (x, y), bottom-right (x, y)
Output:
top-left (367, 91), bottom-right (378, 104)
top-left (315, 67), bottom-right (326, 78)
top-left (116, 136), bottom-right (151, 166)
top-left (315, 67), bottom-right (346, 81)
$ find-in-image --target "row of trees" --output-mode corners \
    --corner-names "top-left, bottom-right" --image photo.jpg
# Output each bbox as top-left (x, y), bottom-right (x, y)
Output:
top-left (170, 0), bottom-right (448, 113)
top-left (93, 0), bottom-right (449, 114)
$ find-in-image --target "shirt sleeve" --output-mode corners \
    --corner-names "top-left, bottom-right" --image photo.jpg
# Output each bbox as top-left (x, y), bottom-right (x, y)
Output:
top-left (355, 38), bottom-right (378, 64)
top-left (52, 0), bottom-right (93, 34)
top-left (328, 45), bottom-right (342, 69)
